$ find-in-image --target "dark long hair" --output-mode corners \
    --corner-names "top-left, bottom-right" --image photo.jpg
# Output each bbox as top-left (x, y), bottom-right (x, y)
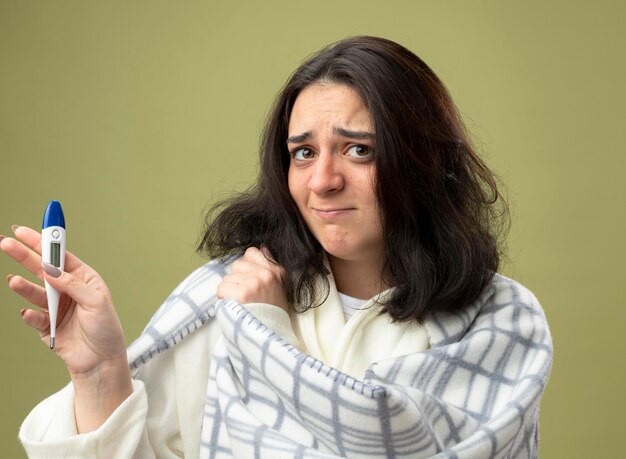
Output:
top-left (198, 36), bottom-right (509, 322)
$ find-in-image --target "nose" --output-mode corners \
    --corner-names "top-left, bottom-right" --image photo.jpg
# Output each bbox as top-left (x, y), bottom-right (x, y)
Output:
top-left (307, 153), bottom-right (344, 195)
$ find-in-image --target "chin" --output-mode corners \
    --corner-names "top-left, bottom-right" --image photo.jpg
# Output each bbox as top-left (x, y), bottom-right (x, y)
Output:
top-left (322, 245), bottom-right (363, 263)
top-left (314, 229), bottom-right (382, 263)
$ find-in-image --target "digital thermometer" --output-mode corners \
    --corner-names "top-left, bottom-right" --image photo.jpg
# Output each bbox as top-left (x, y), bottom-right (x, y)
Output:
top-left (42, 200), bottom-right (66, 350)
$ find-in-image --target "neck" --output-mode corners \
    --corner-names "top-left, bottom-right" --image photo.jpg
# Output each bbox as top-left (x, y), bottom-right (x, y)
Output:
top-left (327, 254), bottom-right (389, 300)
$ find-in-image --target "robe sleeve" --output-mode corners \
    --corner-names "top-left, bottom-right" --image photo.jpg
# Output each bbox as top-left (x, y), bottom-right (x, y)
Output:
top-left (18, 314), bottom-right (221, 459)
top-left (19, 379), bottom-right (154, 458)
top-left (18, 261), bottom-right (227, 459)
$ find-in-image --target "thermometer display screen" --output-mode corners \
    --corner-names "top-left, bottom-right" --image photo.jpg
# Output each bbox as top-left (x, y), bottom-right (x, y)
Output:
top-left (50, 242), bottom-right (61, 268)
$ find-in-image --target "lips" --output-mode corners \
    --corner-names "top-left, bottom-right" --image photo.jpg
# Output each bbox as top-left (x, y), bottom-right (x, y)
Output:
top-left (312, 208), bottom-right (355, 220)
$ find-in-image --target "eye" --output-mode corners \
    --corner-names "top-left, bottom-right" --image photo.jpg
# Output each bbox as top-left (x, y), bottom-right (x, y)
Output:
top-left (346, 144), bottom-right (373, 159)
top-left (291, 147), bottom-right (315, 161)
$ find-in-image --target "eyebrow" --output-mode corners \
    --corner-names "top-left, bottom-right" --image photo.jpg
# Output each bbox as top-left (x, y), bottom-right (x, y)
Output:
top-left (333, 127), bottom-right (375, 140)
top-left (286, 131), bottom-right (312, 144)
top-left (286, 127), bottom-right (375, 144)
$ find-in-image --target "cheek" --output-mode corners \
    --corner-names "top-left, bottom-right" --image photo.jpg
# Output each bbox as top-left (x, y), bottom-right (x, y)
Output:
top-left (287, 168), bottom-right (305, 206)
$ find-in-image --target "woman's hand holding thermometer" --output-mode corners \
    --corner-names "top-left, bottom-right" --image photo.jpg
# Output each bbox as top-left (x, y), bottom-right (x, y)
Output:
top-left (1, 210), bottom-right (133, 432)
top-left (41, 200), bottom-right (66, 350)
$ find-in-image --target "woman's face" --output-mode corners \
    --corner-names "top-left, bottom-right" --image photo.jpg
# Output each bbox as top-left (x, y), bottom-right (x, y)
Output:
top-left (287, 83), bottom-right (384, 266)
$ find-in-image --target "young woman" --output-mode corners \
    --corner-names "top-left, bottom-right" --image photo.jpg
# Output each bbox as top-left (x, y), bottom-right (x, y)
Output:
top-left (2, 36), bottom-right (552, 458)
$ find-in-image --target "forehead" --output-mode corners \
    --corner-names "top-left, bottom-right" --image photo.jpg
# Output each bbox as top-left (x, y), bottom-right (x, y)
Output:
top-left (288, 83), bottom-right (373, 134)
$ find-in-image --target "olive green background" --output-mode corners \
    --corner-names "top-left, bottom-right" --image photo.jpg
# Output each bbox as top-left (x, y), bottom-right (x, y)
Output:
top-left (1, 1), bottom-right (624, 457)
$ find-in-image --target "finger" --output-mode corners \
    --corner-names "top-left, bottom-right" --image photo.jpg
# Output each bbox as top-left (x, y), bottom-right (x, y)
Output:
top-left (11, 225), bottom-right (41, 250)
top-left (41, 263), bottom-right (108, 311)
top-left (230, 258), bottom-right (263, 275)
top-left (12, 225), bottom-right (43, 255)
top-left (243, 246), bottom-right (267, 264)
top-left (0, 236), bottom-right (44, 279)
top-left (258, 246), bottom-right (286, 280)
top-left (232, 247), bottom-right (279, 274)
top-left (13, 226), bottom-right (86, 273)
top-left (242, 247), bottom-right (279, 272)
top-left (220, 273), bottom-right (248, 288)
top-left (7, 275), bottom-right (48, 309)
top-left (259, 246), bottom-right (282, 270)
top-left (216, 277), bottom-right (259, 303)
top-left (21, 308), bottom-right (51, 336)
top-left (216, 276), bottom-right (241, 300)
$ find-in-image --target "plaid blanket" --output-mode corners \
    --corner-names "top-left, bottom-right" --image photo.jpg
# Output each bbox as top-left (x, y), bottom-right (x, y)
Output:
top-left (127, 261), bottom-right (552, 458)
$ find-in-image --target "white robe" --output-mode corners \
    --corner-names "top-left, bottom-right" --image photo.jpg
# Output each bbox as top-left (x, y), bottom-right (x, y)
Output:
top-left (19, 259), bottom-right (552, 458)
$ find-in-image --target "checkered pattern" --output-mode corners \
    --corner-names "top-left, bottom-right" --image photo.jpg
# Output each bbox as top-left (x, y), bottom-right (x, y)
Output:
top-left (127, 261), bottom-right (552, 458)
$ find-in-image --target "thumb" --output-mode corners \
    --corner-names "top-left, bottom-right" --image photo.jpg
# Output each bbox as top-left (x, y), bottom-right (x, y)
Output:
top-left (41, 262), bottom-right (104, 309)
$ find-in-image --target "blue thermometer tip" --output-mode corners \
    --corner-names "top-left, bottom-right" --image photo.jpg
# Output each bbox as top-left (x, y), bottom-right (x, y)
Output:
top-left (42, 200), bottom-right (65, 229)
